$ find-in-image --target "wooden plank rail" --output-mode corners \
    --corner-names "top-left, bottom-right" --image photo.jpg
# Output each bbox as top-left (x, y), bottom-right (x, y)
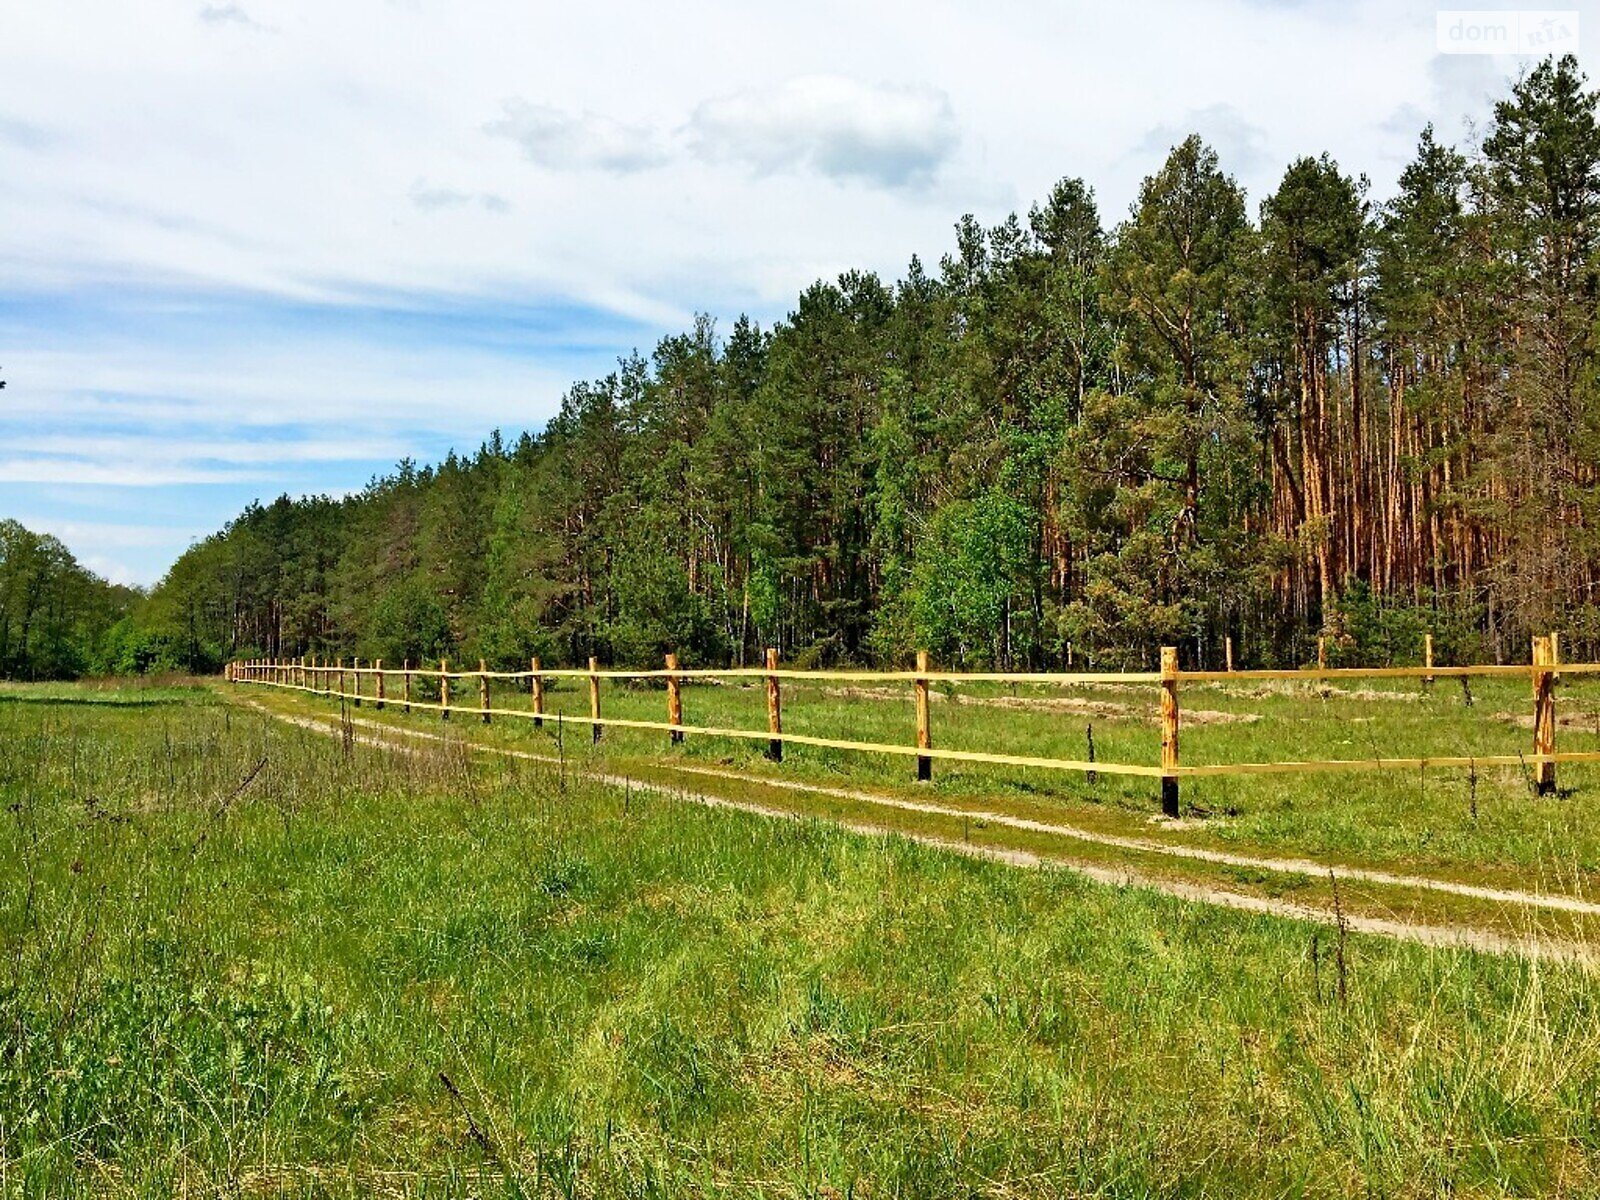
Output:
top-left (232, 639), bottom-right (1600, 811)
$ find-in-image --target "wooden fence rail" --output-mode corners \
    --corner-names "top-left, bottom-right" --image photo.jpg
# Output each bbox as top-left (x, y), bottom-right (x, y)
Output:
top-left (230, 639), bottom-right (1596, 816)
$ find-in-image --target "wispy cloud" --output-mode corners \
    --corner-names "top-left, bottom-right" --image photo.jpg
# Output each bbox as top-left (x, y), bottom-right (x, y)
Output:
top-left (0, 282), bottom-right (652, 582)
top-left (484, 100), bottom-right (670, 172)
top-left (484, 77), bottom-right (961, 190)
top-left (689, 77), bottom-right (960, 190)
top-left (3, 433), bottom-right (412, 466)
top-left (0, 460), bottom-right (260, 486)
top-left (197, 3), bottom-right (271, 32)
top-left (1134, 103), bottom-right (1271, 180)
top-left (0, 115), bottom-right (54, 151)
top-left (408, 180), bottom-right (511, 214)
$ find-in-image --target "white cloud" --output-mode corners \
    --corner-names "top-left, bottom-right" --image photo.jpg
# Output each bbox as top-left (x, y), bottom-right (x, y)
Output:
top-left (689, 76), bottom-right (959, 189)
top-left (0, 460), bottom-right (259, 486)
top-left (484, 100), bottom-right (670, 172)
top-left (3, 433), bottom-right (411, 466)
top-left (197, 4), bottom-right (271, 32)
top-left (1134, 103), bottom-right (1271, 182)
top-left (409, 180), bottom-right (510, 213)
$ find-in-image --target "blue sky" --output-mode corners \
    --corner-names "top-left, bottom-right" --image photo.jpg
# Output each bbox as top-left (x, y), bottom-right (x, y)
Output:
top-left (0, 0), bottom-right (1577, 585)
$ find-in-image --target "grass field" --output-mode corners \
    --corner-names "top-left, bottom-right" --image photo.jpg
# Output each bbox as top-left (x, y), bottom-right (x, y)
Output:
top-left (5, 680), bottom-right (1600, 1196)
top-left (281, 666), bottom-right (1600, 889)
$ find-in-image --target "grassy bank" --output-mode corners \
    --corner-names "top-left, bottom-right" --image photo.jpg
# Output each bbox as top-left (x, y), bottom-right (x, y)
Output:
top-left (3, 684), bottom-right (1599, 1196)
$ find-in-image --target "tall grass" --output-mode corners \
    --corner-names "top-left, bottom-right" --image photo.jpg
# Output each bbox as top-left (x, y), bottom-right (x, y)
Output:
top-left (3, 688), bottom-right (1599, 1196)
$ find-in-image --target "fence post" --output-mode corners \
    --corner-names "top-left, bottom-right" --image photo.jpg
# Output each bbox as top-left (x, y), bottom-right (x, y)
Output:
top-left (1424, 633), bottom-right (1435, 687)
top-left (915, 649), bottom-right (932, 782)
top-left (1534, 635), bottom-right (1556, 796)
top-left (375, 659), bottom-right (385, 710)
top-left (1551, 630), bottom-right (1563, 684)
top-left (531, 656), bottom-right (544, 729)
top-left (337, 657), bottom-right (345, 699)
top-left (588, 657), bottom-right (602, 743)
top-left (1160, 645), bottom-right (1180, 817)
top-left (479, 658), bottom-right (491, 724)
top-left (764, 648), bottom-right (783, 761)
top-left (665, 652), bottom-right (684, 745)
top-left (1225, 636), bottom-right (1234, 674)
top-left (352, 657), bottom-right (363, 706)
top-left (440, 658), bottom-right (450, 721)
top-left (403, 660), bottom-right (412, 713)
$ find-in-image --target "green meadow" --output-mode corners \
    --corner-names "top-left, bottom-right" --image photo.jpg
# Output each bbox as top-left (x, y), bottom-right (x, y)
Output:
top-left (307, 666), bottom-right (1600, 887)
top-left (4, 681), bottom-right (1600, 1196)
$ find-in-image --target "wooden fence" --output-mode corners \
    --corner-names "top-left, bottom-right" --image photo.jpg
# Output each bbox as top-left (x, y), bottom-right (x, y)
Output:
top-left (227, 637), bottom-right (1600, 816)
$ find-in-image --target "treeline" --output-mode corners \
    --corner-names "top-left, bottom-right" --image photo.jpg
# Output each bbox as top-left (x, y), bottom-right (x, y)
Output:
top-left (0, 520), bottom-right (138, 679)
top-left (139, 57), bottom-right (1600, 673)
